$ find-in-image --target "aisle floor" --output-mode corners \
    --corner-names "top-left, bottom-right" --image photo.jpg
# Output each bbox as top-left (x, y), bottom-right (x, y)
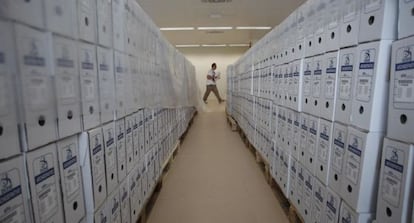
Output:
top-left (147, 102), bottom-right (289, 223)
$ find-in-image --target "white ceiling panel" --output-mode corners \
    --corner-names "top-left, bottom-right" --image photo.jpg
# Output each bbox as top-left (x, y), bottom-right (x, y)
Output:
top-left (136, 0), bottom-right (305, 46)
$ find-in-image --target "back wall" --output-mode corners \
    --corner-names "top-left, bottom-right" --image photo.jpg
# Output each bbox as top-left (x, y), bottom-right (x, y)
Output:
top-left (179, 47), bottom-right (246, 103)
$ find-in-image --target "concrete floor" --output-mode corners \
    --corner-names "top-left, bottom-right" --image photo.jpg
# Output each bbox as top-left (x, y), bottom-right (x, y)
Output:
top-left (147, 102), bottom-right (289, 223)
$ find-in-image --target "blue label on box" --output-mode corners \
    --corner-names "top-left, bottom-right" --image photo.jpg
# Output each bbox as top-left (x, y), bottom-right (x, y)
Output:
top-left (57, 58), bottom-right (74, 68)
top-left (326, 200), bottom-right (336, 213)
top-left (82, 62), bottom-right (94, 70)
top-left (35, 168), bottom-right (55, 184)
top-left (396, 61), bottom-right (414, 71)
top-left (107, 138), bottom-right (114, 147)
top-left (341, 65), bottom-right (353, 72)
top-left (93, 144), bottom-right (102, 155)
top-left (326, 67), bottom-right (337, 74)
top-left (24, 55), bottom-right (45, 66)
top-left (0, 185), bottom-right (22, 206)
top-left (310, 128), bottom-right (317, 135)
top-left (63, 156), bottom-right (77, 169)
top-left (118, 133), bottom-right (124, 140)
top-left (359, 62), bottom-right (374, 70)
top-left (314, 70), bottom-right (322, 75)
top-left (385, 159), bottom-right (404, 173)
top-left (334, 139), bottom-right (344, 148)
top-left (100, 64), bottom-right (109, 71)
top-left (304, 70), bottom-right (312, 76)
top-left (320, 132), bottom-right (329, 141)
top-left (348, 145), bottom-right (362, 157)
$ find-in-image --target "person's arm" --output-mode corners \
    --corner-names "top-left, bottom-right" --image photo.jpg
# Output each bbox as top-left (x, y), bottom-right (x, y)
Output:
top-left (207, 75), bottom-right (213, 80)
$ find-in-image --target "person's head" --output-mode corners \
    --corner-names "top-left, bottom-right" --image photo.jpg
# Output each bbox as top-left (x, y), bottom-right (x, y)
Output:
top-left (211, 63), bottom-right (217, 70)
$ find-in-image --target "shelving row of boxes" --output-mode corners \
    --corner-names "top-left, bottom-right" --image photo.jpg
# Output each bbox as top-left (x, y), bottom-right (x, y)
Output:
top-left (0, 0), bottom-right (199, 223)
top-left (226, 0), bottom-right (414, 223)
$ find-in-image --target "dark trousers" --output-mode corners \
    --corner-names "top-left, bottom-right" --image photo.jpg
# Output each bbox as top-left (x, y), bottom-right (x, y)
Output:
top-left (203, 85), bottom-right (222, 102)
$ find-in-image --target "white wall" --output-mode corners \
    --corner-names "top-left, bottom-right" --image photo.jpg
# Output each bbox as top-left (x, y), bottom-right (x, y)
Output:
top-left (179, 47), bottom-right (246, 102)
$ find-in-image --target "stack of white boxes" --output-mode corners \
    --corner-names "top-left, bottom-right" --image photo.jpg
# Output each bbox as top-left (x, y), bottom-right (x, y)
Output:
top-left (226, 0), bottom-right (414, 223)
top-left (0, 0), bottom-right (198, 222)
top-left (374, 1), bottom-right (414, 222)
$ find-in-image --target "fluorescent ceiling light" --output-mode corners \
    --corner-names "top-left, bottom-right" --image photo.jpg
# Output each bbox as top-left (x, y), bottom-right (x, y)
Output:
top-left (160, 27), bottom-right (195, 31)
top-left (175, 44), bottom-right (200, 48)
top-left (229, 44), bottom-right (250, 47)
top-left (197, 27), bottom-right (233, 30)
top-left (236, 26), bottom-right (272, 30)
top-left (202, 44), bottom-right (227, 47)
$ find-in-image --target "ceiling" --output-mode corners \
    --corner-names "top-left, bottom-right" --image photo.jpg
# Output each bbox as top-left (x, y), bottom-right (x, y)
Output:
top-left (136, 0), bottom-right (305, 46)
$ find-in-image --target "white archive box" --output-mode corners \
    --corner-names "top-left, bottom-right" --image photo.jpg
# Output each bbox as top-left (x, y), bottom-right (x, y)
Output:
top-left (324, 0), bottom-right (342, 53)
top-left (0, 0), bottom-right (44, 29)
top-left (107, 188), bottom-right (121, 223)
top-left (304, 0), bottom-right (317, 58)
top-left (286, 109), bottom-right (294, 152)
top-left (26, 143), bottom-right (65, 223)
top-left (299, 113), bottom-right (309, 166)
top-left (387, 36), bottom-right (414, 144)
top-left (273, 141), bottom-right (280, 180)
top-left (112, 0), bottom-right (126, 52)
top-left (313, 0), bottom-right (328, 56)
top-left (138, 110), bottom-right (146, 158)
top-left (144, 110), bottom-right (151, 153)
top-left (78, 0), bottom-right (97, 43)
top-left (96, 0), bottom-right (113, 48)
top-left (44, 0), bottom-right (78, 38)
top-left (289, 157), bottom-right (298, 202)
top-left (125, 115), bottom-right (135, 174)
top-left (116, 118), bottom-right (127, 182)
top-left (94, 201), bottom-right (109, 223)
top-left (129, 165), bottom-right (142, 223)
top-left (376, 138), bottom-right (414, 223)
top-left (0, 21), bottom-right (20, 159)
top-left (303, 168), bottom-right (314, 223)
top-left (140, 153), bottom-right (148, 200)
top-left (130, 56), bottom-right (140, 110)
top-left (79, 42), bottom-right (100, 130)
top-left (0, 156), bottom-right (32, 223)
top-left (305, 115), bottom-right (319, 175)
top-left (398, 0), bottom-right (414, 39)
top-left (311, 55), bottom-right (324, 117)
top-left (328, 122), bottom-right (348, 195)
top-left (114, 51), bottom-right (127, 119)
top-left (316, 118), bottom-right (333, 185)
top-left (296, 3), bottom-right (307, 59)
top-left (102, 122), bottom-right (119, 194)
top-left (291, 59), bottom-right (303, 112)
top-left (335, 47), bottom-right (357, 125)
top-left (312, 179), bottom-right (327, 223)
top-left (79, 128), bottom-right (107, 213)
top-left (52, 35), bottom-right (82, 139)
top-left (291, 111), bottom-right (301, 160)
top-left (302, 57), bottom-right (314, 114)
top-left (120, 179), bottom-right (131, 223)
top-left (358, 0), bottom-right (397, 43)
top-left (15, 24), bottom-right (58, 150)
top-left (321, 51), bottom-right (339, 121)
top-left (132, 112), bottom-right (140, 161)
top-left (97, 46), bottom-right (115, 124)
top-left (296, 162), bottom-right (306, 217)
top-left (279, 150), bottom-right (291, 198)
top-left (56, 135), bottom-right (86, 223)
top-left (339, 0), bottom-right (361, 48)
top-left (325, 188), bottom-right (341, 223)
top-left (351, 40), bottom-right (392, 132)
top-left (340, 127), bottom-right (383, 213)
top-left (339, 201), bottom-right (372, 223)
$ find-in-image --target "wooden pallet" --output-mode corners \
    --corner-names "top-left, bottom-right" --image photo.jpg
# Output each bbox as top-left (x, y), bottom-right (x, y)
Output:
top-left (236, 127), bottom-right (304, 223)
top-left (137, 143), bottom-right (182, 223)
top-left (226, 115), bottom-right (238, 131)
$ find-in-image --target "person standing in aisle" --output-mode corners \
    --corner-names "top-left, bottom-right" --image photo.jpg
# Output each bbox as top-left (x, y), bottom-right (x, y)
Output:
top-left (203, 63), bottom-right (224, 104)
